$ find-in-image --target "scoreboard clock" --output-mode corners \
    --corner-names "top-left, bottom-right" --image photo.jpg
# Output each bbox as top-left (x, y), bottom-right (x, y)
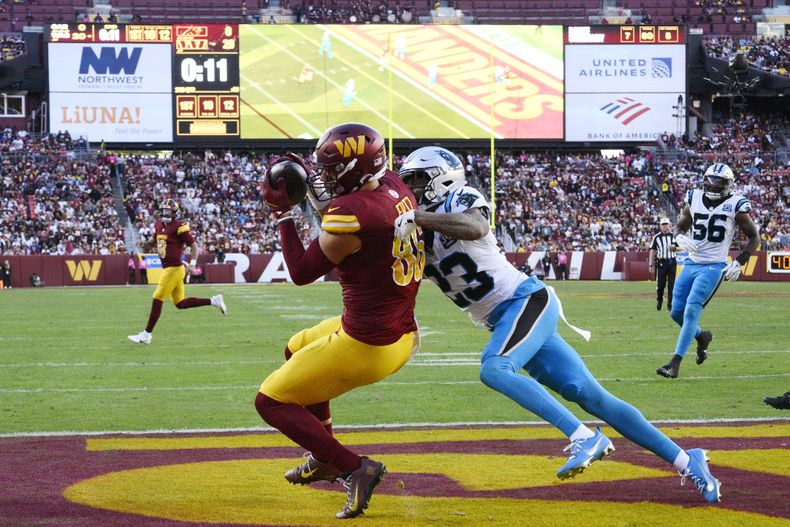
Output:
top-left (173, 24), bottom-right (240, 139)
top-left (768, 252), bottom-right (790, 274)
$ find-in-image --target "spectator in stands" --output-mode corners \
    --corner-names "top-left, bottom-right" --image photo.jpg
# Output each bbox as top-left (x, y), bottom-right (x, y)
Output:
top-left (541, 252), bottom-right (551, 278)
top-left (128, 254), bottom-right (137, 285)
top-left (556, 251), bottom-right (569, 280)
top-left (138, 255), bottom-right (148, 284)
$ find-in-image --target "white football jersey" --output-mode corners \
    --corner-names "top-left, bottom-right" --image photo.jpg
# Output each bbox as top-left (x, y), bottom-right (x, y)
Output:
top-left (423, 186), bottom-right (526, 325)
top-left (686, 189), bottom-right (751, 264)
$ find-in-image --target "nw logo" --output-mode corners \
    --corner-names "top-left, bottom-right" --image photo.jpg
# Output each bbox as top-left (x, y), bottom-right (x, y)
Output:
top-left (66, 260), bottom-right (102, 281)
top-left (333, 135), bottom-right (366, 157)
top-left (79, 47), bottom-right (142, 75)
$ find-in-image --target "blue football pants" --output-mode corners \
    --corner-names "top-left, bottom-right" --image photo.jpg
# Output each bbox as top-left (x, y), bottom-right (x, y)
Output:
top-left (670, 261), bottom-right (726, 357)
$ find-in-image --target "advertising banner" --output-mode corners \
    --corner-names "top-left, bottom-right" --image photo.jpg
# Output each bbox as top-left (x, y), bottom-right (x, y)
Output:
top-left (48, 42), bottom-right (173, 141)
top-left (564, 44), bottom-right (685, 93)
top-left (49, 92), bottom-right (173, 142)
top-left (565, 92), bottom-right (684, 142)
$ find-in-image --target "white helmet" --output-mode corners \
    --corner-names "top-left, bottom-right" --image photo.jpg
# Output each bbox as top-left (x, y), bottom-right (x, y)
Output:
top-left (398, 147), bottom-right (466, 205)
top-left (703, 163), bottom-right (734, 201)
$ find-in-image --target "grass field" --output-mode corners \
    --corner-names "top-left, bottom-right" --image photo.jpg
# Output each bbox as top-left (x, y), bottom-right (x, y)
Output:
top-left (1, 281), bottom-right (788, 435)
top-left (2, 281), bottom-right (789, 526)
top-left (238, 24), bottom-right (564, 139)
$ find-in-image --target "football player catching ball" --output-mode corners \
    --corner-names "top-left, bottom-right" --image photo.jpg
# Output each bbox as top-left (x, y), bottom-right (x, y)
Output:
top-left (256, 123), bottom-right (425, 519)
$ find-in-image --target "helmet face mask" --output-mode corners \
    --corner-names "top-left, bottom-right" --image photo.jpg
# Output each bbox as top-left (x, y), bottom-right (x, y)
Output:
top-left (399, 147), bottom-right (466, 205)
top-left (702, 163), bottom-right (734, 201)
top-left (159, 198), bottom-right (180, 223)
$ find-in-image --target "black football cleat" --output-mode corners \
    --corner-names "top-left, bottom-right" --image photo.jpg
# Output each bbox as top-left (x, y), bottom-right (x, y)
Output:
top-left (764, 392), bottom-right (790, 410)
top-left (657, 299), bottom-right (663, 311)
top-left (336, 456), bottom-right (386, 519)
top-left (695, 331), bottom-right (713, 365)
top-left (657, 363), bottom-right (679, 379)
top-left (284, 452), bottom-right (343, 485)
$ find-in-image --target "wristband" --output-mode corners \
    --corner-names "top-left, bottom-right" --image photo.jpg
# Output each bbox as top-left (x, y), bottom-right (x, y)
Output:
top-left (735, 250), bottom-right (751, 266)
top-left (189, 260), bottom-right (197, 267)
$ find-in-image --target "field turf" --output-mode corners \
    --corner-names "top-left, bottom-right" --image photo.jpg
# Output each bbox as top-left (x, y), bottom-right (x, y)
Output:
top-left (1, 280), bottom-right (788, 435)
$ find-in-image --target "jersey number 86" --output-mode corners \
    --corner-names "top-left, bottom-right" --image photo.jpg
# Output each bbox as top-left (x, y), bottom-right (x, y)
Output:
top-left (392, 230), bottom-right (425, 286)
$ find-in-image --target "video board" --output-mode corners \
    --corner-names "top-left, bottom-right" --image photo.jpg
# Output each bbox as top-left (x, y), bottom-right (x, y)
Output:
top-left (564, 25), bottom-right (686, 142)
top-left (46, 23), bottom-right (685, 143)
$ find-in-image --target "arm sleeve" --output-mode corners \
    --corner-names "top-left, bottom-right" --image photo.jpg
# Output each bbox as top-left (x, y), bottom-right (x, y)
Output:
top-left (279, 220), bottom-right (335, 285)
top-left (735, 197), bottom-right (752, 213)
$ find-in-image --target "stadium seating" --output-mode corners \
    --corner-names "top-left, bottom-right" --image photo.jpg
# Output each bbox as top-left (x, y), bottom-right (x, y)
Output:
top-left (0, 34), bottom-right (24, 63)
top-left (705, 35), bottom-right (790, 77)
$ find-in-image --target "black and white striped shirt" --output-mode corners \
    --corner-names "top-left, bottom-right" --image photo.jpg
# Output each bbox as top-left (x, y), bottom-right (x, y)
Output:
top-left (650, 232), bottom-right (676, 260)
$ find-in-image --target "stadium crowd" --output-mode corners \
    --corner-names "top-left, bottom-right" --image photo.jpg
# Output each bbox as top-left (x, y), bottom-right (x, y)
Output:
top-left (704, 34), bottom-right (790, 77)
top-left (121, 151), bottom-right (314, 256)
top-left (288, 0), bottom-right (414, 23)
top-left (0, 131), bottom-right (125, 256)
top-left (0, 33), bottom-right (24, 63)
top-left (1, 114), bottom-right (788, 257)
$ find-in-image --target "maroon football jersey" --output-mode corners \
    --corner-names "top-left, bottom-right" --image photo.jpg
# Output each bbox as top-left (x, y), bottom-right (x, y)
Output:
top-left (154, 219), bottom-right (195, 268)
top-left (321, 170), bottom-right (424, 346)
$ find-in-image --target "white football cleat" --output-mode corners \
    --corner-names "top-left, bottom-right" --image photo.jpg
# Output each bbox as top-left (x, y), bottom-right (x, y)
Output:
top-left (211, 294), bottom-right (227, 316)
top-left (128, 331), bottom-right (152, 345)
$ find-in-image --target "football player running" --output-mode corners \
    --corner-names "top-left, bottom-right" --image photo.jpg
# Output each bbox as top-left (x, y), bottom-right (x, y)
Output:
top-left (256, 123), bottom-right (424, 519)
top-left (128, 198), bottom-right (226, 345)
top-left (394, 147), bottom-right (721, 503)
top-left (656, 163), bottom-right (759, 379)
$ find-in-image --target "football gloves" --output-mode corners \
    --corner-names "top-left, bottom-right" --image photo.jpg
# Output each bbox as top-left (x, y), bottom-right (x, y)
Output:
top-left (394, 210), bottom-right (417, 240)
top-left (261, 173), bottom-right (292, 216)
top-left (675, 233), bottom-right (698, 253)
top-left (724, 260), bottom-right (742, 282)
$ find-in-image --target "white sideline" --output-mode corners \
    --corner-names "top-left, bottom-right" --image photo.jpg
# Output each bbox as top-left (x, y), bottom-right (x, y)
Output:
top-left (1, 349), bottom-right (787, 368)
top-left (1, 417), bottom-right (788, 439)
top-left (1, 372), bottom-right (789, 394)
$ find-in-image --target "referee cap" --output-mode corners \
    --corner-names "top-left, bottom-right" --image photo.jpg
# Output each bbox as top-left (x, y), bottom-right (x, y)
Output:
top-left (659, 217), bottom-right (671, 225)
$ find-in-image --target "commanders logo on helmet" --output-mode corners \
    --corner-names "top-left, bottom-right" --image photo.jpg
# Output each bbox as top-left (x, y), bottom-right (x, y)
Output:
top-left (702, 163), bottom-right (734, 201)
top-left (399, 146), bottom-right (466, 205)
top-left (311, 122), bottom-right (387, 198)
top-left (159, 198), bottom-right (181, 223)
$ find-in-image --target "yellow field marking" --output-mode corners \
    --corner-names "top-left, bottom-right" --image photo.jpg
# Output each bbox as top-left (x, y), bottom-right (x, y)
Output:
top-left (286, 25), bottom-right (472, 139)
top-left (711, 449), bottom-right (790, 478)
top-left (64, 457), bottom-right (790, 526)
top-left (86, 424), bottom-right (790, 452)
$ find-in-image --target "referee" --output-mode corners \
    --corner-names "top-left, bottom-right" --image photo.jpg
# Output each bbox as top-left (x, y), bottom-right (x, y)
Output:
top-left (648, 217), bottom-right (677, 311)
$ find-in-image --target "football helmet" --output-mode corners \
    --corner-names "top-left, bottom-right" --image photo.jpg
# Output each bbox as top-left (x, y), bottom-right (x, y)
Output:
top-left (311, 122), bottom-right (387, 198)
top-left (399, 147), bottom-right (466, 205)
top-left (702, 163), bottom-right (734, 201)
top-left (159, 198), bottom-right (180, 223)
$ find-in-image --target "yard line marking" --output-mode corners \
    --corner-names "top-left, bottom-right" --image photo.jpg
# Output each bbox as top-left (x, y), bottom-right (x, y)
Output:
top-left (241, 73), bottom-right (323, 136)
top-left (246, 25), bottom-right (415, 138)
top-left (2, 373), bottom-right (788, 394)
top-left (1, 417), bottom-right (787, 438)
top-left (287, 24), bottom-right (472, 138)
top-left (1, 349), bottom-right (787, 368)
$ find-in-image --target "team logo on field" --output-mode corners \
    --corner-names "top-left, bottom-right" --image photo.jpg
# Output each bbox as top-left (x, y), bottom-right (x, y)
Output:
top-left (599, 97), bottom-right (651, 126)
top-left (651, 58), bottom-right (672, 78)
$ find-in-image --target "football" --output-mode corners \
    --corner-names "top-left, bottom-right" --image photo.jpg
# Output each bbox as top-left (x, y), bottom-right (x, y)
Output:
top-left (267, 160), bottom-right (309, 206)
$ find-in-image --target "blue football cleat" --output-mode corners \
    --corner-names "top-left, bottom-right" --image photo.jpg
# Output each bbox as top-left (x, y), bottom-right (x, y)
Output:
top-left (556, 427), bottom-right (615, 480)
top-left (679, 448), bottom-right (722, 503)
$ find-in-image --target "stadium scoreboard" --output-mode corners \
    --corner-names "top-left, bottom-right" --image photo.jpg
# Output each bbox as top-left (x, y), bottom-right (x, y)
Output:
top-left (47, 23), bottom-right (240, 143)
top-left (47, 23), bottom-right (686, 143)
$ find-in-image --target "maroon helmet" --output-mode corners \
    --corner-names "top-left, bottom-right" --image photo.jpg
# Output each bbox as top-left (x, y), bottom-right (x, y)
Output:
top-left (311, 122), bottom-right (387, 198)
